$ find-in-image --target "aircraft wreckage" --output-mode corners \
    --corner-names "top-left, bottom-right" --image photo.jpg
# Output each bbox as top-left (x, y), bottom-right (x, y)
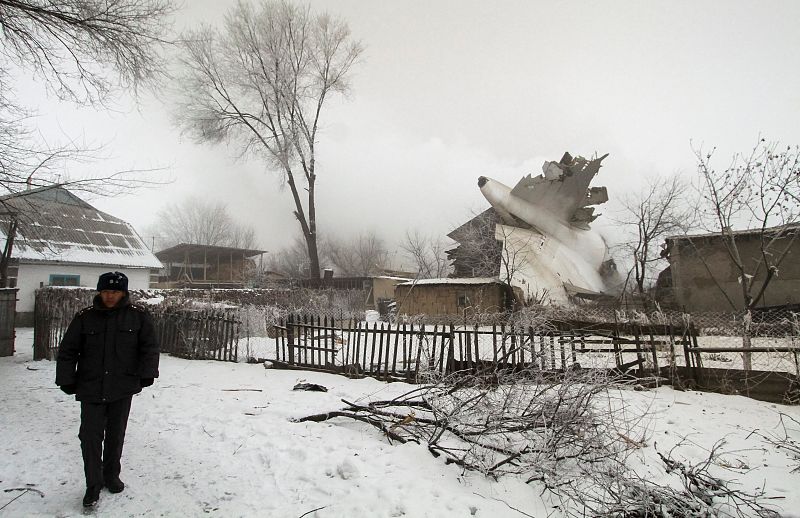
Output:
top-left (470, 152), bottom-right (620, 304)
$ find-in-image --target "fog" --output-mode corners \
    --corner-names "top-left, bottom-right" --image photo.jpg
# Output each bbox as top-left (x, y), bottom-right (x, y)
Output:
top-left (11, 0), bottom-right (800, 260)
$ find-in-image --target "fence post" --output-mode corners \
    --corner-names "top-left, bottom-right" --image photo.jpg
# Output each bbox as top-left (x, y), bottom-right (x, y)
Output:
top-left (648, 328), bottom-right (658, 374)
top-left (287, 314), bottom-right (295, 365)
top-left (446, 324), bottom-right (456, 375)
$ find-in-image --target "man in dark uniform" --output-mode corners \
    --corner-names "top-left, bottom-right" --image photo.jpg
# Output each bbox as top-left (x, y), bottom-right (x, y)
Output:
top-left (56, 271), bottom-right (160, 508)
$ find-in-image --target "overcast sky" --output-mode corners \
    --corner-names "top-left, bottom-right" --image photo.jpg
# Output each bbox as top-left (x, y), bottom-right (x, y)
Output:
top-left (11, 0), bottom-right (800, 263)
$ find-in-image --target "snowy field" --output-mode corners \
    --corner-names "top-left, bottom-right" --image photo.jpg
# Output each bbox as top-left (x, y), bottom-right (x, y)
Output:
top-left (2, 328), bottom-right (800, 517)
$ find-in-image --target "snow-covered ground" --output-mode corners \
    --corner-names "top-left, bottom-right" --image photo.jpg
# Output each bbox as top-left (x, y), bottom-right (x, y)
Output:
top-left (2, 328), bottom-right (799, 517)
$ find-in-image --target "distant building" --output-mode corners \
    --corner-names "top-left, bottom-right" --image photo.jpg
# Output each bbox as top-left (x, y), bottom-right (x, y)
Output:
top-left (656, 224), bottom-right (800, 312)
top-left (446, 209), bottom-right (502, 278)
top-left (0, 186), bottom-right (162, 324)
top-left (154, 243), bottom-right (266, 289)
top-left (395, 278), bottom-right (518, 316)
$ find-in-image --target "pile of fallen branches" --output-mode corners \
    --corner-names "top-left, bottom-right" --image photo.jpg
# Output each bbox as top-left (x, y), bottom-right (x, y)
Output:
top-left (297, 361), bottom-right (782, 517)
top-left (748, 412), bottom-right (800, 473)
top-left (298, 366), bottom-right (633, 480)
top-left (559, 439), bottom-right (781, 518)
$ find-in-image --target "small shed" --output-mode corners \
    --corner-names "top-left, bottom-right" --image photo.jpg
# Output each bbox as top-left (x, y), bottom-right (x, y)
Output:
top-left (395, 277), bottom-right (516, 316)
top-left (154, 243), bottom-right (266, 289)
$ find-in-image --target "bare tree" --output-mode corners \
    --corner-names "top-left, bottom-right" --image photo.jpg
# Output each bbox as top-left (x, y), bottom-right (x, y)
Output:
top-left (0, 0), bottom-right (175, 194)
top-left (325, 231), bottom-right (389, 277)
top-left (400, 229), bottom-right (452, 279)
top-left (0, 0), bottom-right (175, 285)
top-left (174, 0), bottom-right (363, 280)
top-left (617, 174), bottom-right (694, 298)
top-left (694, 139), bottom-right (800, 311)
top-left (0, 0), bottom-right (174, 106)
top-left (147, 197), bottom-right (258, 251)
top-left (692, 139), bottom-right (800, 369)
top-left (265, 234), bottom-right (314, 278)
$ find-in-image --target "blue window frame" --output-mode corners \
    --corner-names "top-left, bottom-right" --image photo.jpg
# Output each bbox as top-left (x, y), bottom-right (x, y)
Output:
top-left (49, 274), bottom-right (80, 286)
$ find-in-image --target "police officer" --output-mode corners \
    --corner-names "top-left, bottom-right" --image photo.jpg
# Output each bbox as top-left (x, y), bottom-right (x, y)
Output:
top-left (56, 271), bottom-right (160, 508)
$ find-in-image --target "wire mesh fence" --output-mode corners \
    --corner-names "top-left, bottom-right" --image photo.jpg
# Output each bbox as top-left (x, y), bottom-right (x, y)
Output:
top-left (29, 287), bottom-right (800, 402)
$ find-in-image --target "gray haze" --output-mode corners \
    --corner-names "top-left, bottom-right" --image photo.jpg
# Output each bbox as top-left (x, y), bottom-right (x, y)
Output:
top-left (11, 0), bottom-right (800, 262)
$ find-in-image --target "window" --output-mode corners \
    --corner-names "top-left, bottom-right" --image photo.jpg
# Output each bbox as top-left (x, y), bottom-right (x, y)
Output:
top-left (49, 274), bottom-right (80, 286)
top-left (457, 293), bottom-right (470, 308)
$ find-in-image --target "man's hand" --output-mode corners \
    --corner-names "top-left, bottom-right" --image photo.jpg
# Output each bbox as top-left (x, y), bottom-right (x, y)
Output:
top-left (140, 378), bottom-right (154, 388)
top-left (60, 384), bottom-right (77, 395)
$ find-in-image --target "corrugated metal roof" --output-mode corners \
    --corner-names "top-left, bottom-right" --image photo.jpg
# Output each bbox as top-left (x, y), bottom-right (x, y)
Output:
top-left (0, 186), bottom-right (162, 268)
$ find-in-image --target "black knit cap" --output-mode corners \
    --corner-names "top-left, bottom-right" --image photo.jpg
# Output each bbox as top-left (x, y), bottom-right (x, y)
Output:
top-left (97, 271), bottom-right (128, 292)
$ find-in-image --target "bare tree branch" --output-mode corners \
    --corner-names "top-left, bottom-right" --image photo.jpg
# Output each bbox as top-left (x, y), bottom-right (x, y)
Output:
top-left (0, 0), bottom-right (175, 106)
top-left (146, 197), bottom-right (258, 251)
top-left (615, 173), bottom-right (695, 299)
top-left (174, 0), bottom-right (363, 279)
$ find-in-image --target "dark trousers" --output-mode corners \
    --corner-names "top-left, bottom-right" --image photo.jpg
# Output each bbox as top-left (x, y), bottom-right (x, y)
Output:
top-left (79, 396), bottom-right (133, 488)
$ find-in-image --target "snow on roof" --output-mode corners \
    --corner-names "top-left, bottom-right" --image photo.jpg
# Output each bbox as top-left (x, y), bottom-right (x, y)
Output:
top-left (398, 277), bottom-right (502, 286)
top-left (0, 186), bottom-right (162, 268)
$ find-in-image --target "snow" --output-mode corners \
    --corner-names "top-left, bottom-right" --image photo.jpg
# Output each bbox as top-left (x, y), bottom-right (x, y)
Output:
top-left (2, 328), bottom-right (799, 517)
top-left (11, 242), bottom-right (162, 269)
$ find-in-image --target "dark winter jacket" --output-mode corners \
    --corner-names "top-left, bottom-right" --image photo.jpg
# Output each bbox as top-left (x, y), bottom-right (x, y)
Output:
top-left (56, 295), bottom-right (160, 403)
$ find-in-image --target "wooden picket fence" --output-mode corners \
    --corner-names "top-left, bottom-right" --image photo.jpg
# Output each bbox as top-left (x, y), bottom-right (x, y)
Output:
top-left (32, 287), bottom-right (240, 363)
top-left (272, 315), bottom-right (696, 382)
top-left (33, 288), bottom-right (94, 360)
top-left (154, 307), bottom-right (240, 362)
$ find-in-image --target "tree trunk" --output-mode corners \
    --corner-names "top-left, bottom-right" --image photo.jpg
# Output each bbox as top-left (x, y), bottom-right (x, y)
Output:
top-left (305, 232), bottom-right (321, 280)
top-left (305, 169), bottom-right (320, 280)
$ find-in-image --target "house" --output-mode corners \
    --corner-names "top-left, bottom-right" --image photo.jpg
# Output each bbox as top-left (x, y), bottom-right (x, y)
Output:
top-left (394, 278), bottom-right (518, 316)
top-left (656, 224), bottom-right (800, 312)
top-left (446, 209), bottom-right (502, 278)
top-left (0, 186), bottom-right (162, 325)
top-left (154, 243), bottom-right (266, 289)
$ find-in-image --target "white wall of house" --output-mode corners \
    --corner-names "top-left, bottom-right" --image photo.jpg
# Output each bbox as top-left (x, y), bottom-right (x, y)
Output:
top-left (16, 263), bottom-right (151, 313)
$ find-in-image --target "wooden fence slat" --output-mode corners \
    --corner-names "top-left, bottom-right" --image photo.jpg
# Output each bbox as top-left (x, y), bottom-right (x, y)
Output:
top-left (401, 323), bottom-right (409, 374)
top-left (354, 321), bottom-right (362, 371)
top-left (369, 322), bottom-right (378, 374)
top-left (499, 323), bottom-right (507, 366)
top-left (414, 324), bottom-right (425, 381)
top-left (492, 324), bottom-right (497, 364)
top-left (376, 322), bottom-right (385, 377)
top-left (391, 321), bottom-right (400, 376)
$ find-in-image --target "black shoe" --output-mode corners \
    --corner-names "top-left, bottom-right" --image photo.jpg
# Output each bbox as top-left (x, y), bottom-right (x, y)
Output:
top-left (105, 476), bottom-right (125, 494)
top-left (82, 485), bottom-right (101, 507)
